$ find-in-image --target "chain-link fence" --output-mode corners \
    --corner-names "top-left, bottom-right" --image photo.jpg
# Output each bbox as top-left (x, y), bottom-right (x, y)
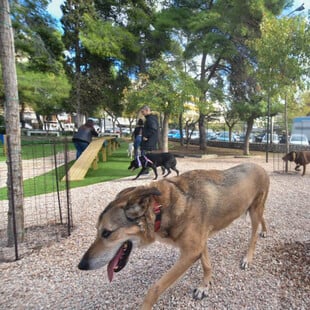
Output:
top-left (0, 136), bottom-right (74, 262)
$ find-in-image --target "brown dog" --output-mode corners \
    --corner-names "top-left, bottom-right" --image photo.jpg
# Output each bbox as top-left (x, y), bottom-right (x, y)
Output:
top-left (78, 163), bottom-right (269, 309)
top-left (282, 150), bottom-right (310, 176)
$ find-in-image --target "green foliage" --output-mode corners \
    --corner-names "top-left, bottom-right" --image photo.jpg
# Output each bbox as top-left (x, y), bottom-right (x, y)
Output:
top-left (81, 14), bottom-right (139, 60)
top-left (249, 15), bottom-right (310, 95)
top-left (2, 0), bottom-right (71, 119)
top-left (17, 66), bottom-right (71, 115)
top-left (11, 0), bottom-right (65, 74)
top-left (248, 14), bottom-right (310, 119)
top-left (126, 58), bottom-right (201, 117)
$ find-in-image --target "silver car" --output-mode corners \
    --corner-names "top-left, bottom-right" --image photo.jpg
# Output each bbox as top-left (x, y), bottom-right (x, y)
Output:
top-left (289, 134), bottom-right (309, 145)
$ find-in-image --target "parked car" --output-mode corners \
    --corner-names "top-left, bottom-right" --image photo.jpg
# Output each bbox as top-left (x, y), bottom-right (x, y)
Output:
top-left (188, 131), bottom-right (199, 140)
top-left (168, 129), bottom-right (182, 139)
top-left (206, 132), bottom-right (217, 140)
top-left (255, 133), bottom-right (265, 142)
top-left (216, 131), bottom-right (239, 142)
top-left (239, 133), bottom-right (255, 143)
top-left (279, 134), bottom-right (289, 144)
top-left (261, 133), bottom-right (279, 144)
top-left (289, 134), bottom-right (309, 145)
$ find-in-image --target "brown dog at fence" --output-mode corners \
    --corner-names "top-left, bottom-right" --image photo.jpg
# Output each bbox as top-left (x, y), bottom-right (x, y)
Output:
top-left (282, 150), bottom-right (310, 176)
top-left (78, 163), bottom-right (270, 309)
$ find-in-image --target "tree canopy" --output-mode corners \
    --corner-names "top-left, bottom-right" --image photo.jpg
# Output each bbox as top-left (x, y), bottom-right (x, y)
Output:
top-left (1, 0), bottom-right (309, 140)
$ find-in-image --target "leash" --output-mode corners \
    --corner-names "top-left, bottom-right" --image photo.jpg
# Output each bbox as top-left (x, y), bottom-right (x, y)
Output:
top-left (136, 155), bottom-right (154, 168)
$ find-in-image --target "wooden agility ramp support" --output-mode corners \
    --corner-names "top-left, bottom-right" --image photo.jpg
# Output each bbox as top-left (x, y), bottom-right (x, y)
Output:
top-left (63, 137), bottom-right (117, 181)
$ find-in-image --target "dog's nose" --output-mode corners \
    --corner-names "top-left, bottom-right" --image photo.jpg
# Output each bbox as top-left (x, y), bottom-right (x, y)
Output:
top-left (78, 259), bottom-right (89, 270)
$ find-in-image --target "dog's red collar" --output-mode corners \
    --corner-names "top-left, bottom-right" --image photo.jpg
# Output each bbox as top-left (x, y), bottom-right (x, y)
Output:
top-left (153, 198), bottom-right (162, 232)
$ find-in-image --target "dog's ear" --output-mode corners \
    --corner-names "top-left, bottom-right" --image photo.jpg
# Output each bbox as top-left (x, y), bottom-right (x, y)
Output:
top-left (125, 203), bottom-right (147, 220)
top-left (140, 187), bottom-right (161, 198)
top-left (124, 187), bottom-right (161, 220)
top-left (116, 187), bottom-right (136, 199)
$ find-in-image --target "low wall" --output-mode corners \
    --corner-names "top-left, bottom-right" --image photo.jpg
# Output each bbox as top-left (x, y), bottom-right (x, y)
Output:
top-left (206, 141), bottom-right (310, 153)
top-left (170, 138), bottom-right (310, 153)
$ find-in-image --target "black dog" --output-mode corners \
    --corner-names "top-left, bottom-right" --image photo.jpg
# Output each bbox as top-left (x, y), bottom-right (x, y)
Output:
top-left (128, 153), bottom-right (179, 180)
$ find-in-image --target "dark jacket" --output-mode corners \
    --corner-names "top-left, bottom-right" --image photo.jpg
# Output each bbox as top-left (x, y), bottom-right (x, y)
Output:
top-left (133, 125), bottom-right (143, 140)
top-left (73, 124), bottom-right (98, 144)
top-left (140, 114), bottom-right (158, 152)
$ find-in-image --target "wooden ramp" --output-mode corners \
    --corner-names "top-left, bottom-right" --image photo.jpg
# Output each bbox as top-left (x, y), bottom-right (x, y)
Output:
top-left (63, 137), bottom-right (116, 181)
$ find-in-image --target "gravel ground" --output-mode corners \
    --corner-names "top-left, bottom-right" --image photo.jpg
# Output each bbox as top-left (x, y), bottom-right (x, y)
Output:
top-left (0, 155), bottom-right (309, 309)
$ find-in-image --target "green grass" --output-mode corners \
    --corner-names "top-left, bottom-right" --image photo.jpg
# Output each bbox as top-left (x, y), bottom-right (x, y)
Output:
top-left (0, 136), bottom-right (76, 161)
top-left (0, 141), bottom-right (135, 200)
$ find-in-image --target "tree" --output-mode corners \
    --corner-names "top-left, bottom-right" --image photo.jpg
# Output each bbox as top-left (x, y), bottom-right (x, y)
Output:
top-left (249, 14), bottom-right (310, 160)
top-left (128, 58), bottom-right (200, 152)
top-left (1, 0), bottom-right (70, 128)
top-left (0, 0), bottom-right (24, 245)
top-left (11, 0), bottom-right (65, 74)
top-left (156, 0), bottom-right (291, 152)
top-left (17, 68), bottom-right (71, 128)
top-left (61, 0), bottom-right (97, 125)
top-left (227, 55), bottom-right (267, 155)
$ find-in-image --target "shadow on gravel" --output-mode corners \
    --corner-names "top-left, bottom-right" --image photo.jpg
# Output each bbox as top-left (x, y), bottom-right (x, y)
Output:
top-left (268, 240), bottom-right (309, 307)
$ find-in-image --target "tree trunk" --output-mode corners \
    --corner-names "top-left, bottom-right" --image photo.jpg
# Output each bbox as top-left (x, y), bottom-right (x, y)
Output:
top-left (161, 113), bottom-right (169, 152)
top-left (178, 113), bottom-right (184, 146)
top-left (0, 0), bottom-right (25, 245)
top-left (284, 94), bottom-right (289, 172)
top-left (198, 113), bottom-right (207, 152)
top-left (243, 118), bottom-right (254, 155)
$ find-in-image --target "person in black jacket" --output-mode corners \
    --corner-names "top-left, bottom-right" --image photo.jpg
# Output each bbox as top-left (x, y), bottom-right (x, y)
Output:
top-left (72, 119), bottom-right (99, 159)
top-left (140, 105), bottom-right (159, 155)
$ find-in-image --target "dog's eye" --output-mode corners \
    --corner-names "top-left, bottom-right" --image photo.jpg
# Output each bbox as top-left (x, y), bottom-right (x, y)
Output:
top-left (101, 229), bottom-right (112, 238)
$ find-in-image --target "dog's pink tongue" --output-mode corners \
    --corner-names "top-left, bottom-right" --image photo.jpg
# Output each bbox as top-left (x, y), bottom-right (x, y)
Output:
top-left (107, 247), bottom-right (123, 282)
top-left (107, 262), bottom-right (115, 282)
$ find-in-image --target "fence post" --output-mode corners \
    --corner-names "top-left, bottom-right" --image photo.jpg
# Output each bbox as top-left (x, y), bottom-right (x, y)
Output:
top-left (6, 135), bottom-right (19, 260)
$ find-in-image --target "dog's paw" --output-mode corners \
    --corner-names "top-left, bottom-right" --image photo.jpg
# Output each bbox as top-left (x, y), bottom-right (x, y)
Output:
top-left (240, 257), bottom-right (250, 270)
top-left (193, 286), bottom-right (208, 300)
top-left (259, 231), bottom-right (267, 238)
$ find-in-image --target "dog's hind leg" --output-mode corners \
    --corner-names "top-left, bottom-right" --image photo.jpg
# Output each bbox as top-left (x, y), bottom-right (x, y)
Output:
top-left (161, 166), bottom-right (165, 175)
top-left (241, 193), bottom-right (267, 269)
top-left (259, 216), bottom-right (267, 238)
top-left (171, 166), bottom-right (179, 176)
top-left (163, 168), bottom-right (171, 177)
top-left (193, 245), bottom-right (212, 300)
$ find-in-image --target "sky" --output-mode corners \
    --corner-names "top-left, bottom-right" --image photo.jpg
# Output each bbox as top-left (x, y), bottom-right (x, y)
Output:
top-left (47, 0), bottom-right (64, 20)
top-left (47, 0), bottom-right (310, 20)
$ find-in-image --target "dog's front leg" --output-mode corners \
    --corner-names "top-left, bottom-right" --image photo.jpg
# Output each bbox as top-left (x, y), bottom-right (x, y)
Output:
top-left (151, 165), bottom-right (158, 180)
top-left (141, 252), bottom-right (200, 310)
top-left (133, 168), bottom-right (146, 180)
top-left (302, 165), bottom-right (306, 176)
top-left (193, 245), bottom-right (212, 300)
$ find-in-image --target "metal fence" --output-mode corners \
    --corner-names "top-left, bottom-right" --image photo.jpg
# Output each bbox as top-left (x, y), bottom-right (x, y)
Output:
top-left (0, 137), bottom-right (74, 262)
